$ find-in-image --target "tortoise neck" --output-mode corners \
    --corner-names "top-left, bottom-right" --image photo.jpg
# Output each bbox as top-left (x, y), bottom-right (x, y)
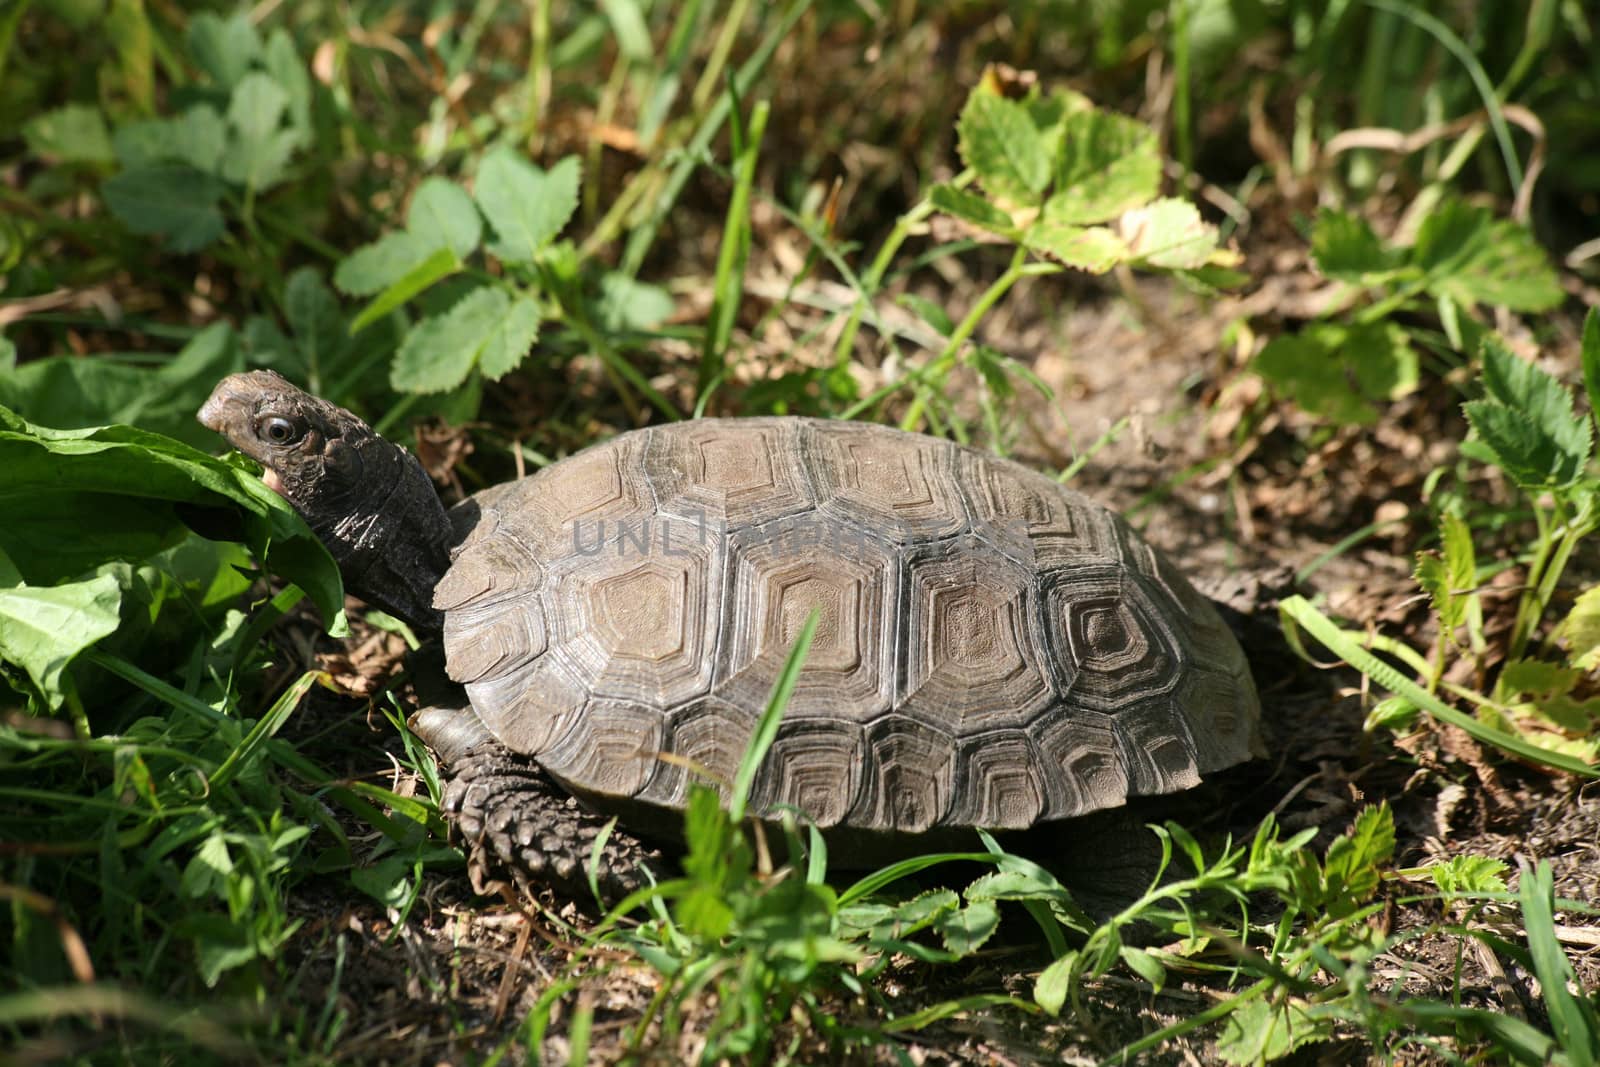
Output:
top-left (302, 434), bottom-right (452, 633)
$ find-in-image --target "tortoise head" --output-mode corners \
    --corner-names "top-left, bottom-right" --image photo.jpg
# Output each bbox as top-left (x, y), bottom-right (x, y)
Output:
top-left (199, 370), bottom-right (451, 631)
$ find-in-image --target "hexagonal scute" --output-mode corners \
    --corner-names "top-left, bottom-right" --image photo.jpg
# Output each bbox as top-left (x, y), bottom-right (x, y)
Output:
top-left (539, 700), bottom-right (664, 800)
top-left (1042, 566), bottom-right (1188, 713)
top-left (465, 655), bottom-right (588, 756)
top-left (747, 719), bottom-right (867, 828)
top-left (645, 418), bottom-right (816, 529)
top-left (848, 717), bottom-right (956, 833)
top-left (1114, 698), bottom-right (1202, 796)
top-left (540, 529), bottom-right (721, 710)
top-left (717, 528), bottom-right (897, 721)
top-left (495, 432), bottom-right (655, 554)
top-left (899, 540), bottom-right (1053, 734)
top-left (1131, 537), bottom-right (1254, 679)
top-left (948, 731), bottom-right (1046, 829)
top-left (637, 698), bottom-right (758, 809)
top-left (961, 451), bottom-right (1119, 567)
top-left (1033, 708), bottom-right (1131, 818)
top-left (807, 421), bottom-right (969, 543)
top-left (440, 534), bottom-right (547, 685)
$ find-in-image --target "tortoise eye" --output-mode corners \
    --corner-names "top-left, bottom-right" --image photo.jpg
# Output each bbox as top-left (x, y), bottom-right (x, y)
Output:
top-left (258, 416), bottom-right (303, 445)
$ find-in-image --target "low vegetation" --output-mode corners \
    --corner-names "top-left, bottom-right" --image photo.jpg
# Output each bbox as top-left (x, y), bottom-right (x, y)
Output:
top-left (3, 2), bottom-right (1598, 1063)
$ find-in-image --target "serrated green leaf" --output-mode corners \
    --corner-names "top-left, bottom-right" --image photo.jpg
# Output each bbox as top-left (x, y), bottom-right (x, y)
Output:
top-left (348, 246), bottom-right (461, 333)
top-left (1311, 209), bottom-right (1393, 280)
top-left (1042, 108), bottom-right (1161, 225)
top-left (0, 570), bottom-right (123, 709)
top-left (263, 29), bottom-right (312, 135)
top-left (1479, 334), bottom-right (1594, 478)
top-left (933, 900), bottom-right (1000, 956)
top-left (1023, 220), bottom-right (1126, 272)
top-left (1500, 658), bottom-right (1579, 698)
top-left (956, 89), bottom-right (1054, 204)
top-left (390, 287), bottom-right (540, 393)
top-left (23, 104), bottom-right (114, 165)
top-left (102, 164), bottom-right (227, 252)
top-left (407, 178), bottom-right (482, 258)
top-left (113, 107), bottom-right (227, 173)
top-left (1583, 309), bottom-right (1600, 432)
top-left (1320, 803), bottom-right (1393, 913)
top-left (1119, 197), bottom-right (1218, 269)
top-left (187, 11), bottom-right (261, 89)
top-left (1464, 399), bottom-right (1588, 488)
top-left (1254, 322), bottom-right (1415, 425)
top-left (1216, 997), bottom-right (1331, 1065)
top-left (285, 268), bottom-right (345, 374)
top-left (1416, 554), bottom-right (1458, 634)
top-left (333, 232), bottom-right (432, 297)
top-left (1426, 854), bottom-right (1509, 896)
top-left (1413, 200), bottom-right (1562, 312)
top-left (928, 182), bottom-right (1019, 235)
top-left (222, 72), bottom-right (297, 190)
top-left (1563, 585), bottom-right (1600, 671)
top-left (474, 151), bottom-right (580, 264)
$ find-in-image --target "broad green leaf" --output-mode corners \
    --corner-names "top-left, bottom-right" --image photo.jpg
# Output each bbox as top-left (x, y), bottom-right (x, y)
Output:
top-left (351, 855), bottom-right (413, 908)
top-left (1320, 803), bottom-right (1393, 913)
top-left (263, 29), bottom-right (312, 135)
top-left (956, 89), bottom-right (1054, 204)
top-left (0, 321), bottom-right (243, 448)
top-left (348, 246), bottom-right (461, 333)
top-left (222, 72), bottom-right (298, 190)
top-left (1414, 200), bottom-right (1562, 312)
top-left (187, 11), bottom-right (261, 89)
top-left (595, 273), bottom-right (675, 333)
top-left (474, 151), bottom-right (580, 265)
top-left (1254, 322), bottom-right (1415, 425)
top-left (1023, 220), bottom-right (1126, 273)
top-left (1042, 108), bottom-right (1161, 226)
top-left (932, 900), bottom-right (1000, 956)
top-left (1119, 945), bottom-right (1167, 992)
top-left (0, 404), bottom-right (345, 632)
top-left (285, 268), bottom-right (345, 374)
top-left (113, 107), bottom-right (227, 173)
top-left (102, 164), bottom-right (227, 252)
top-left (333, 232), bottom-right (433, 296)
top-left (1500, 658), bottom-right (1579, 698)
top-left (23, 104), bottom-right (114, 165)
top-left (1310, 209), bottom-right (1393, 280)
top-left (1564, 585), bottom-right (1600, 671)
top-left (1477, 334), bottom-right (1594, 484)
top-left (1464, 399), bottom-right (1588, 488)
top-left (928, 182), bottom-right (1019, 235)
top-left (390, 287), bottom-right (541, 393)
top-left (407, 178), bottom-right (482, 258)
top-left (1033, 952), bottom-right (1076, 1015)
top-left (1426, 854), bottom-right (1509, 896)
top-left (1215, 997), bottom-right (1331, 1065)
top-left (0, 569), bottom-right (123, 709)
top-left (1118, 197), bottom-right (1219, 269)
top-left (1583, 308), bottom-right (1600, 431)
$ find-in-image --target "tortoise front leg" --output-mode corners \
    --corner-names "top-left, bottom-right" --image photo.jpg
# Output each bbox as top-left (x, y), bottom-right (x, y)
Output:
top-left (412, 707), bottom-right (671, 905)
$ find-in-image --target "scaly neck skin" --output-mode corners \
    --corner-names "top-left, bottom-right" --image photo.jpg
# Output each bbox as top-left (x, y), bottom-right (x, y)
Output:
top-left (198, 371), bottom-right (453, 633)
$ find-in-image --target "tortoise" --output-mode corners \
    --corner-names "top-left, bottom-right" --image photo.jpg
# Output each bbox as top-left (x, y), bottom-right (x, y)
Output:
top-left (199, 371), bottom-right (1262, 899)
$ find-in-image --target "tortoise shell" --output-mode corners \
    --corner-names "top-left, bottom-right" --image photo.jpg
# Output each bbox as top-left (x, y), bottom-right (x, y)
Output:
top-left (434, 418), bottom-right (1260, 834)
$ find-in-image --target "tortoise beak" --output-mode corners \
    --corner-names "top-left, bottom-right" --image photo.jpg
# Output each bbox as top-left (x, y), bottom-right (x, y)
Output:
top-left (198, 382), bottom-right (241, 434)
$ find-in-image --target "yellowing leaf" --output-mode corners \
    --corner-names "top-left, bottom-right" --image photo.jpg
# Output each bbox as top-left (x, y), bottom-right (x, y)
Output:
top-left (1117, 198), bottom-right (1219, 269)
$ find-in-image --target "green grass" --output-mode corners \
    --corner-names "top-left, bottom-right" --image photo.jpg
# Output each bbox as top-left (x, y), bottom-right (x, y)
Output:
top-left (3, 1), bottom-right (1600, 1063)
